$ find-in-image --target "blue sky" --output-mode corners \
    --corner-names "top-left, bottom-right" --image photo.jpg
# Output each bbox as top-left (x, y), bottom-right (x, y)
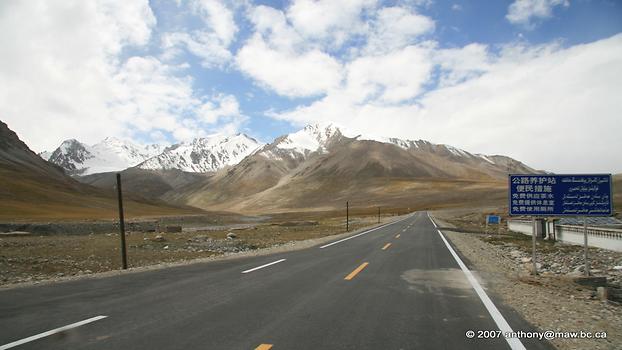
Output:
top-left (1, 0), bottom-right (621, 172)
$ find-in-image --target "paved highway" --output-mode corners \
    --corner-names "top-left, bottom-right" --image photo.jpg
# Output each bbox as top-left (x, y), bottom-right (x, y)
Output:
top-left (0, 212), bottom-right (553, 349)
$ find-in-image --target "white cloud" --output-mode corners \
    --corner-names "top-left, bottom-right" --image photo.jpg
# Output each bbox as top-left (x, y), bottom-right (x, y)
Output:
top-left (364, 6), bottom-right (435, 54)
top-left (506, 0), bottom-right (569, 28)
top-left (198, 94), bottom-right (241, 124)
top-left (236, 4), bottom-right (345, 98)
top-left (346, 45), bottom-right (434, 103)
top-left (161, 0), bottom-right (238, 68)
top-left (236, 34), bottom-right (343, 97)
top-left (237, 3), bottom-right (434, 99)
top-left (161, 31), bottom-right (232, 68)
top-left (0, 0), bottom-right (243, 152)
top-left (247, 5), bottom-right (304, 52)
top-left (433, 43), bottom-right (491, 87)
top-left (286, 0), bottom-right (377, 47)
top-left (271, 34), bottom-right (622, 173)
top-left (190, 0), bottom-right (238, 46)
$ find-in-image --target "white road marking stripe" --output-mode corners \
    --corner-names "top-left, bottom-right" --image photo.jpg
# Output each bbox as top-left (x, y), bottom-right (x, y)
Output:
top-left (241, 259), bottom-right (286, 274)
top-left (319, 216), bottom-right (411, 249)
top-left (428, 213), bottom-right (438, 228)
top-left (436, 226), bottom-right (526, 350)
top-left (0, 316), bottom-right (108, 350)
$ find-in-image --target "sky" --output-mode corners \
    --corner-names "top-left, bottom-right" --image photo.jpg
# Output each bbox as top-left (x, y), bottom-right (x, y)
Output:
top-left (0, 0), bottom-right (621, 173)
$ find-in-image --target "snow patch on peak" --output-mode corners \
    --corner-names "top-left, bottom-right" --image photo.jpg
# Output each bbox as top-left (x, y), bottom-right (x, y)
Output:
top-left (276, 122), bottom-right (345, 154)
top-left (138, 133), bottom-right (263, 172)
top-left (444, 145), bottom-right (471, 157)
top-left (44, 137), bottom-right (172, 175)
top-left (476, 153), bottom-right (496, 164)
top-left (59, 139), bottom-right (83, 152)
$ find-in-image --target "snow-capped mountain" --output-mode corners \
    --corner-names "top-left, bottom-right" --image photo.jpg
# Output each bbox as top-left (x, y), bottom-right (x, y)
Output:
top-left (258, 122), bottom-right (345, 162)
top-left (258, 122), bottom-right (486, 162)
top-left (138, 134), bottom-right (263, 173)
top-left (42, 137), bottom-right (165, 176)
top-left (40, 122), bottom-right (530, 178)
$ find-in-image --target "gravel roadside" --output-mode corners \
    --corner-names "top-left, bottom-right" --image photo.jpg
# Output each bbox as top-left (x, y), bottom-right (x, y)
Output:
top-left (434, 216), bottom-right (621, 350)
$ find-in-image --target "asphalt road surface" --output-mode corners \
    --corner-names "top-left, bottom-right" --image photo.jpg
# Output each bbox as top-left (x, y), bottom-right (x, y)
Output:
top-left (0, 212), bottom-right (554, 349)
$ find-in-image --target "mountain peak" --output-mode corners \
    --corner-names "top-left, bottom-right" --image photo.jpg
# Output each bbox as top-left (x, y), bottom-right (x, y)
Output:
top-left (44, 137), bottom-right (164, 175)
top-left (137, 133), bottom-right (263, 173)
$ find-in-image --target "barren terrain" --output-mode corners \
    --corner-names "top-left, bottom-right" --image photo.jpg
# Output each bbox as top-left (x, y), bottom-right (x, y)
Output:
top-left (0, 210), bottom-right (391, 287)
top-left (433, 210), bottom-right (622, 350)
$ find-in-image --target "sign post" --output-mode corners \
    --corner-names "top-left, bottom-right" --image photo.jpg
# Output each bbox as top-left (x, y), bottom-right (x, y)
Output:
top-left (509, 174), bottom-right (613, 276)
top-left (583, 217), bottom-right (589, 276)
top-left (532, 217), bottom-right (537, 275)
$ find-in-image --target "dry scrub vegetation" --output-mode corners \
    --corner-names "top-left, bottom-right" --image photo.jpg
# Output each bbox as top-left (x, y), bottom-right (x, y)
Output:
top-left (0, 210), bottom-right (392, 286)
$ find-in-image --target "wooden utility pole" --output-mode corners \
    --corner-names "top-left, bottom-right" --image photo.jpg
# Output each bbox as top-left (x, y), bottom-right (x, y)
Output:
top-left (346, 201), bottom-right (349, 232)
top-left (117, 173), bottom-right (128, 270)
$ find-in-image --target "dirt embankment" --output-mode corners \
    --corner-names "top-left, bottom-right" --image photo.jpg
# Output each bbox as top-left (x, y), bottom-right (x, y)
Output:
top-left (434, 212), bottom-right (621, 350)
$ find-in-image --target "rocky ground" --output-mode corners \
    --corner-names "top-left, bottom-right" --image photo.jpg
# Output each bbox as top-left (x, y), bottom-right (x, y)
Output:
top-left (434, 211), bottom-right (622, 350)
top-left (0, 214), bottom-right (388, 288)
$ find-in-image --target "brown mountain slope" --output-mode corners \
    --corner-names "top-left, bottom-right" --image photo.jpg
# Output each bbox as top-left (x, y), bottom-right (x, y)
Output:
top-left (0, 120), bottom-right (202, 221)
top-left (79, 168), bottom-right (209, 200)
top-left (172, 136), bottom-right (535, 213)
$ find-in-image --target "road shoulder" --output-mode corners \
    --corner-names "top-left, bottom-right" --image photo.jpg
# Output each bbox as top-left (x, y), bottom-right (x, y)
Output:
top-left (434, 216), bottom-right (621, 350)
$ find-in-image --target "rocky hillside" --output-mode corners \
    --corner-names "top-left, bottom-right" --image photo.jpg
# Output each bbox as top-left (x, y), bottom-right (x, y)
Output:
top-left (0, 120), bottom-right (201, 220)
top-left (166, 123), bottom-right (536, 213)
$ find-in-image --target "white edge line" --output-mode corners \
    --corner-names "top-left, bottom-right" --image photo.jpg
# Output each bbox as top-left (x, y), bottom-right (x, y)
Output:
top-left (436, 227), bottom-right (526, 350)
top-left (0, 316), bottom-right (108, 350)
top-left (428, 212), bottom-right (438, 228)
top-left (241, 259), bottom-right (286, 274)
top-left (319, 215), bottom-right (411, 249)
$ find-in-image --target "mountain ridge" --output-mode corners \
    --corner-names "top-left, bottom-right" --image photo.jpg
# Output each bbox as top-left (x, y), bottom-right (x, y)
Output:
top-left (34, 122), bottom-right (540, 214)
top-left (40, 122), bottom-right (535, 179)
top-left (0, 120), bottom-right (201, 220)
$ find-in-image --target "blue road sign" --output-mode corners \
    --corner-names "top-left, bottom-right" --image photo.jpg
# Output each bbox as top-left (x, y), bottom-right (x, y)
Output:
top-left (486, 215), bottom-right (500, 224)
top-left (509, 174), bottom-right (613, 216)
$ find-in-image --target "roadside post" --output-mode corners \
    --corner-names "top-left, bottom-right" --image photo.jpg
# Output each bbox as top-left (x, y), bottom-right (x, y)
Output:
top-left (346, 201), bottom-right (349, 232)
top-left (378, 207), bottom-right (380, 224)
top-left (584, 217), bottom-right (589, 276)
top-left (116, 173), bottom-right (128, 270)
top-left (509, 174), bottom-right (613, 276)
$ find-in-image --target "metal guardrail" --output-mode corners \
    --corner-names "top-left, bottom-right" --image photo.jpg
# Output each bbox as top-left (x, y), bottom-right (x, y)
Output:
top-left (508, 220), bottom-right (622, 240)
top-left (557, 225), bottom-right (622, 240)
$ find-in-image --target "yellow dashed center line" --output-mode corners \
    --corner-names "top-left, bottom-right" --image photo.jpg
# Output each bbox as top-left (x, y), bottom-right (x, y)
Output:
top-left (381, 243), bottom-right (392, 250)
top-left (255, 344), bottom-right (273, 350)
top-left (395, 234), bottom-right (400, 238)
top-left (344, 262), bottom-right (369, 280)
